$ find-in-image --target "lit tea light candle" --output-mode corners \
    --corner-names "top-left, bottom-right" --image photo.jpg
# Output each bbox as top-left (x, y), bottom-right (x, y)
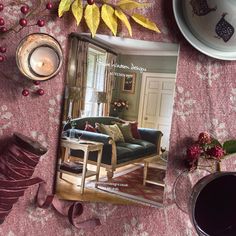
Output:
top-left (29, 46), bottom-right (59, 77)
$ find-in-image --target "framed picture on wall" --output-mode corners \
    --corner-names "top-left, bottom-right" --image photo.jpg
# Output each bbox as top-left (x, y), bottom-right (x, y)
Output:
top-left (122, 73), bottom-right (136, 93)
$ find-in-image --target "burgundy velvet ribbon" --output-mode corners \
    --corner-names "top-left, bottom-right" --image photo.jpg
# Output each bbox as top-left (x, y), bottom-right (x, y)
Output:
top-left (0, 142), bottom-right (100, 229)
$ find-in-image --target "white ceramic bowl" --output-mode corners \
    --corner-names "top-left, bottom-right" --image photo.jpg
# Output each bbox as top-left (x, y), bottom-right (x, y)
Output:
top-left (173, 0), bottom-right (236, 60)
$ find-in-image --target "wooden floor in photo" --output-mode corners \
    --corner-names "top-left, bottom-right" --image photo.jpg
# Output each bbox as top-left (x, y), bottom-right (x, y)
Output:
top-left (55, 164), bottom-right (138, 205)
top-left (55, 163), bottom-right (165, 207)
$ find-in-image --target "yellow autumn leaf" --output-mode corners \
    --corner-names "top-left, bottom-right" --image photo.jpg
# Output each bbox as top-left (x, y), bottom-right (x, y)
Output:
top-left (117, 0), bottom-right (149, 11)
top-left (58, 0), bottom-right (72, 17)
top-left (84, 4), bottom-right (100, 37)
top-left (101, 4), bottom-right (117, 36)
top-left (131, 13), bottom-right (160, 33)
top-left (115, 9), bottom-right (132, 36)
top-left (72, 0), bottom-right (83, 25)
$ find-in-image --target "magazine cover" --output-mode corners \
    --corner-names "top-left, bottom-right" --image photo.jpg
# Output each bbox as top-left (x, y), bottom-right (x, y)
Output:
top-left (55, 33), bottom-right (179, 207)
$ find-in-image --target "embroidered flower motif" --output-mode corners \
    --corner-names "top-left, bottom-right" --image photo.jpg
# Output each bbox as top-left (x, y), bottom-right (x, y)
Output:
top-left (207, 118), bottom-right (228, 142)
top-left (123, 217), bottom-right (149, 236)
top-left (40, 21), bottom-right (66, 47)
top-left (196, 55), bottom-right (220, 86)
top-left (174, 86), bottom-right (196, 121)
top-left (30, 131), bottom-right (48, 154)
top-left (63, 228), bottom-right (85, 236)
top-left (90, 203), bottom-right (117, 221)
top-left (48, 95), bottom-right (62, 125)
top-left (0, 105), bottom-right (13, 135)
top-left (0, 230), bottom-right (16, 236)
top-left (230, 88), bottom-right (236, 112)
top-left (27, 205), bottom-right (53, 224)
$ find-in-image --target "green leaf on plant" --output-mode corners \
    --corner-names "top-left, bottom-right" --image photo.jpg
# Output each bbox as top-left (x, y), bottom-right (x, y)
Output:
top-left (210, 138), bottom-right (222, 148)
top-left (223, 140), bottom-right (236, 154)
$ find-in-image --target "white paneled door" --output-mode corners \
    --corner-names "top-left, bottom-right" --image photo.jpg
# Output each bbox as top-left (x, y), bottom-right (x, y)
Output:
top-left (138, 73), bottom-right (176, 150)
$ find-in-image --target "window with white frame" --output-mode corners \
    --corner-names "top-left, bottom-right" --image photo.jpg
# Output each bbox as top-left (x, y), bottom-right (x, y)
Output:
top-left (83, 45), bottom-right (107, 117)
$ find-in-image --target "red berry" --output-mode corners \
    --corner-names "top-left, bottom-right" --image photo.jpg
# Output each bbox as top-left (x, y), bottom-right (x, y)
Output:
top-left (22, 89), bottom-right (29, 96)
top-left (0, 4), bottom-right (4, 11)
top-left (87, 0), bottom-right (95, 5)
top-left (0, 27), bottom-right (7, 33)
top-left (37, 19), bottom-right (45, 27)
top-left (0, 17), bottom-right (4, 26)
top-left (0, 55), bottom-right (4, 62)
top-left (37, 89), bottom-right (45, 96)
top-left (0, 46), bottom-right (6, 53)
top-left (19, 18), bottom-right (27, 27)
top-left (20, 5), bottom-right (29, 14)
top-left (33, 81), bottom-right (40, 85)
top-left (46, 2), bottom-right (53, 10)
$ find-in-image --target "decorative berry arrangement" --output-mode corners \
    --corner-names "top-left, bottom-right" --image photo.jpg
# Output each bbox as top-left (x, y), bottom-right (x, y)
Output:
top-left (0, 1), bottom-right (56, 64)
top-left (0, 1), bottom-right (56, 96)
top-left (22, 81), bottom-right (45, 97)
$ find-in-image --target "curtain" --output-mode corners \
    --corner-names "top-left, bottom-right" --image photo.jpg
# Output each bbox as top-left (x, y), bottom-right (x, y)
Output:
top-left (65, 38), bottom-right (89, 119)
top-left (103, 52), bottom-right (117, 116)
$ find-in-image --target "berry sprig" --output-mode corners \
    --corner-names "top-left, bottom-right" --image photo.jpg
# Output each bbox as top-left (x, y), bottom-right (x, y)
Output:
top-left (0, 70), bottom-right (46, 97)
top-left (22, 81), bottom-right (45, 97)
top-left (87, 0), bottom-right (95, 5)
top-left (0, 1), bottom-right (55, 63)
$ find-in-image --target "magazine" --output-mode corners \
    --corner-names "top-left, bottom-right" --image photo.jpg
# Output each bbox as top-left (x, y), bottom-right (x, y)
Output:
top-left (55, 33), bottom-right (179, 207)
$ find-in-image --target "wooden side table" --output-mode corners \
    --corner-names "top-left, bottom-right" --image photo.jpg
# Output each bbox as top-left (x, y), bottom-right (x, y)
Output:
top-left (59, 138), bottom-right (103, 194)
top-left (143, 155), bottom-right (167, 187)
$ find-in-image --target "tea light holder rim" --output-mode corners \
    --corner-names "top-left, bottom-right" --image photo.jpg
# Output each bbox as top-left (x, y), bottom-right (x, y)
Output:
top-left (16, 33), bottom-right (63, 81)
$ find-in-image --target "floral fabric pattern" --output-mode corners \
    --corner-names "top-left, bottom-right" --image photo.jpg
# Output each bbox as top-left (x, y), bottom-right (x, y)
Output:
top-left (0, 0), bottom-right (236, 235)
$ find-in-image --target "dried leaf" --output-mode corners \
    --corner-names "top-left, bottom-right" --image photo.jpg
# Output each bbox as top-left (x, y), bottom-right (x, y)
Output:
top-left (72, 0), bottom-right (83, 25)
top-left (115, 9), bottom-right (132, 36)
top-left (101, 4), bottom-right (117, 36)
top-left (84, 4), bottom-right (100, 37)
top-left (117, 0), bottom-right (149, 10)
top-left (58, 0), bottom-right (72, 17)
top-left (131, 13), bottom-right (160, 33)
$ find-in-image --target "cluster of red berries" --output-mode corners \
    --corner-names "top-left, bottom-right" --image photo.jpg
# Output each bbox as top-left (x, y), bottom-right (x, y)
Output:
top-left (87, 0), bottom-right (95, 5)
top-left (0, 2), bottom-right (53, 32)
top-left (22, 81), bottom-right (45, 97)
top-left (0, 2), bottom-right (53, 63)
top-left (19, 2), bottom-right (53, 27)
top-left (0, 45), bottom-right (6, 62)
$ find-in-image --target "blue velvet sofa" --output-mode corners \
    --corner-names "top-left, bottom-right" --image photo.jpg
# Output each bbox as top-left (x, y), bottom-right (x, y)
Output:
top-left (63, 116), bottom-right (163, 179)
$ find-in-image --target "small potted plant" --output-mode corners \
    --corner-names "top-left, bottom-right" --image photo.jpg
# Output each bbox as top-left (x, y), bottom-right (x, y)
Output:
top-left (185, 132), bottom-right (236, 171)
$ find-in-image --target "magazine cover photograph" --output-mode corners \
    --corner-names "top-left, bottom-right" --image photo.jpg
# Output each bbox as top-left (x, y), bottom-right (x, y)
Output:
top-left (55, 33), bottom-right (179, 207)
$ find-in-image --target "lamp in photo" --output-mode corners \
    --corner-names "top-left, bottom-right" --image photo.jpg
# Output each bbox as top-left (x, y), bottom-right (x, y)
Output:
top-left (91, 91), bottom-right (107, 116)
top-left (66, 86), bottom-right (81, 118)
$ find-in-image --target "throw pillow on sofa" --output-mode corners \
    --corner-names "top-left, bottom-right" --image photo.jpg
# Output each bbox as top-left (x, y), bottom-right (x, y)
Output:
top-left (116, 123), bottom-right (134, 142)
top-left (84, 122), bottom-right (97, 132)
top-left (96, 123), bottom-right (124, 142)
top-left (115, 119), bottom-right (141, 139)
top-left (130, 121), bottom-right (141, 139)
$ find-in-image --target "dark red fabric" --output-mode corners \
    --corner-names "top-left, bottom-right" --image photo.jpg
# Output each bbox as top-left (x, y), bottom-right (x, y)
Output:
top-left (84, 122), bottom-right (97, 132)
top-left (130, 122), bottom-right (141, 139)
top-left (0, 143), bottom-right (43, 222)
top-left (0, 138), bottom-right (101, 229)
